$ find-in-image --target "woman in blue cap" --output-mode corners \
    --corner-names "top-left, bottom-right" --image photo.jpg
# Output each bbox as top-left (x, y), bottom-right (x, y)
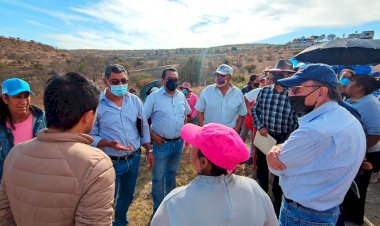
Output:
top-left (0, 78), bottom-right (46, 180)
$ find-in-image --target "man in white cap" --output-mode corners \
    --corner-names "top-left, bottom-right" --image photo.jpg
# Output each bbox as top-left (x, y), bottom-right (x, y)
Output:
top-left (195, 64), bottom-right (247, 132)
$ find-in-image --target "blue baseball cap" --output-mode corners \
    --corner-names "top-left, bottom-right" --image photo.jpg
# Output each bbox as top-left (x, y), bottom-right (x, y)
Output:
top-left (277, 64), bottom-right (338, 89)
top-left (213, 64), bottom-right (233, 76)
top-left (1, 78), bottom-right (35, 96)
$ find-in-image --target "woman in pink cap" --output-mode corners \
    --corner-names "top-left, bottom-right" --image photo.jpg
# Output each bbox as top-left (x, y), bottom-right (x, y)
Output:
top-left (179, 82), bottom-right (198, 124)
top-left (151, 123), bottom-right (278, 226)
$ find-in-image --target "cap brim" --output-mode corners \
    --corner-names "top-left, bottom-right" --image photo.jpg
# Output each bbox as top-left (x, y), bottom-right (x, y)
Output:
top-left (267, 68), bottom-right (296, 73)
top-left (213, 70), bottom-right (231, 76)
top-left (180, 123), bottom-right (202, 148)
top-left (7, 89), bottom-right (35, 96)
top-left (277, 75), bottom-right (306, 87)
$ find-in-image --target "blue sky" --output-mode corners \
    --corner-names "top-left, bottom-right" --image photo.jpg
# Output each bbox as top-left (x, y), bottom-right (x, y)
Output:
top-left (1, 0), bottom-right (379, 50)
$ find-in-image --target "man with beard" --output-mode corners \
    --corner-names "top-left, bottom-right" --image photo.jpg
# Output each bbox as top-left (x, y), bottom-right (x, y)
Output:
top-left (251, 59), bottom-right (298, 216)
top-left (143, 67), bottom-right (191, 213)
top-left (195, 64), bottom-right (247, 132)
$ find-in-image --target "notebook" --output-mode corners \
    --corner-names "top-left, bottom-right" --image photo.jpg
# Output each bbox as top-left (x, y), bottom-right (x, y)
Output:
top-left (253, 132), bottom-right (277, 155)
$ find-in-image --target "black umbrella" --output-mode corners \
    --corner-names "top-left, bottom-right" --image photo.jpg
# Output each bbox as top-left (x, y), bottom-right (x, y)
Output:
top-left (139, 79), bottom-right (162, 102)
top-left (294, 38), bottom-right (380, 65)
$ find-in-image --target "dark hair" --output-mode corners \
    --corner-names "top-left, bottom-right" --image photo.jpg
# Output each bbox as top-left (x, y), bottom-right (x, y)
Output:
top-left (44, 72), bottom-right (100, 130)
top-left (197, 150), bottom-right (227, 176)
top-left (0, 97), bottom-right (13, 128)
top-left (352, 75), bottom-right (380, 95)
top-left (161, 67), bottom-right (177, 79)
top-left (104, 64), bottom-right (127, 80)
top-left (249, 74), bottom-right (257, 82)
top-left (341, 68), bottom-right (355, 77)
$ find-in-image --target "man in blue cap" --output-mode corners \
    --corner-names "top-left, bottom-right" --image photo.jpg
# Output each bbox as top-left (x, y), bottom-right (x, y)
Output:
top-left (266, 63), bottom-right (366, 225)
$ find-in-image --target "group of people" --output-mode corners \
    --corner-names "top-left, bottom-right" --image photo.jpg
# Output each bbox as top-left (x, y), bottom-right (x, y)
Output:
top-left (0, 59), bottom-right (378, 226)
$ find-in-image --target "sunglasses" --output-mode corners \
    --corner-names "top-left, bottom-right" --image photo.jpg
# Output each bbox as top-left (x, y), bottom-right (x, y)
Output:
top-left (109, 78), bottom-right (128, 85)
top-left (290, 86), bottom-right (321, 95)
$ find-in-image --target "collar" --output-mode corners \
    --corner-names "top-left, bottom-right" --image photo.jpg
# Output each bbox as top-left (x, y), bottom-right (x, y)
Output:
top-left (159, 87), bottom-right (179, 96)
top-left (299, 101), bottom-right (338, 124)
top-left (37, 128), bottom-right (95, 144)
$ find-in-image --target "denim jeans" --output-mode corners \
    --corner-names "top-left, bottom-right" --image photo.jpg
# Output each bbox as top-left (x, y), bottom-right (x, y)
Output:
top-left (152, 139), bottom-right (184, 210)
top-left (113, 149), bottom-right (141, 226)
top-left (280, 197), bottom-right (340, 226)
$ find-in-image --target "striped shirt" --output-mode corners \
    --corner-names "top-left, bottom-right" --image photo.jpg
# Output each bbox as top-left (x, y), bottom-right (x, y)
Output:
top-left (252, 85), bottom-right (298, 134)
top-left (269, 101), bottom-right (366, 211)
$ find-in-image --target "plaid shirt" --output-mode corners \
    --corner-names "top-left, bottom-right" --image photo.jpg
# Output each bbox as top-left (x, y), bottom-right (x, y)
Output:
top-left (252, 85), bottom-right (298, 134)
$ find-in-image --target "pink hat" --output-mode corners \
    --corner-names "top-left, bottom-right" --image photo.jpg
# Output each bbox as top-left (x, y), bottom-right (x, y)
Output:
top-left (180, 123), bottom-right (249, 174)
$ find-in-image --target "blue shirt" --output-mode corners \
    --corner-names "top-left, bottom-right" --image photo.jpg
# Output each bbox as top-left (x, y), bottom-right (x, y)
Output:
top-left (195, 84), bottom-right (247, 128)
top-left (143, 87), bottom-right (191, 139)
top-left (269, 101), bottom-right (366, 211)
top-left (90, 91), bottom-right (150, 157)
top-left (348, 94), bottom-right (380, 153)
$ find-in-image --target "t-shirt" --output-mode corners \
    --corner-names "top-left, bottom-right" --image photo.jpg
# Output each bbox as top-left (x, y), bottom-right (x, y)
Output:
top-left (6, 114), bottom-right (33, 145)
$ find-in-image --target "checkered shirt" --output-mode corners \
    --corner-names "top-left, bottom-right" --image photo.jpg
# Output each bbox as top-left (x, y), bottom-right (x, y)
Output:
top-left (252, 85), bottom-right (298, 134)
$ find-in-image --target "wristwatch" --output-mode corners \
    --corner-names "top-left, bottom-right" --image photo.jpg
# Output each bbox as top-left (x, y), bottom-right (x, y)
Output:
top-left (146, 149), bottom-right (153, 155)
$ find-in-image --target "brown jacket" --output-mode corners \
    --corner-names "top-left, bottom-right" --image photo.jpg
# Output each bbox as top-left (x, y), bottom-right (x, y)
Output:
top-left (0, 129), bottom-right (115, 226)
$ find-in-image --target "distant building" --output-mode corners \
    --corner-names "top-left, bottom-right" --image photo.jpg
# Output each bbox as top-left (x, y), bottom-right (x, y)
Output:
top-left (290, 37), bottom-right (315, 48)
top-left (348, 31), bottom-right (374, 39)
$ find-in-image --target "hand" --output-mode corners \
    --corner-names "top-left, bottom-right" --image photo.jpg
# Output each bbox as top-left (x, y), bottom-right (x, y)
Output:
top-left (152, 135), bottom-right (165, 146)
top-left (266, 145), bottom-right (286, 171)
top-left (259, 128), bottom-right (268, 137)
top-left (108, 140), bottom-right (134, 151)
top-left (146, 152), bottom-right (154, 171)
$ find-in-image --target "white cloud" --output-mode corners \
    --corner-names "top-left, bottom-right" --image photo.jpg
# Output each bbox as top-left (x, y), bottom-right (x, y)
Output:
top-left (48, 0), bottom-right (380, 49)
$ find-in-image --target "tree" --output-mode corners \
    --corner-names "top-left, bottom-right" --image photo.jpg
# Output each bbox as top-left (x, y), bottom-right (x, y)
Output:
top-left (327, 34), bottom-right (337, 41)
top-left (244, 64), bottom-right (257, 73)
top-left (178, 56), bottom-right (203, 85)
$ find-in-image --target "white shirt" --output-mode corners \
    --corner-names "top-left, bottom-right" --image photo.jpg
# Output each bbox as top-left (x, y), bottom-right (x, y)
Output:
top-left (245, 87), bottom-right (262, 103)
top-left (151, 174), bottom-right (278, 226)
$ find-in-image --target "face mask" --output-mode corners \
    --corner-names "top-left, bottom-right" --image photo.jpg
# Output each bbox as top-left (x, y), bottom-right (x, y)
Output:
top-left (109, 84), bottom-right (128, 96)
top-left (272, 74), bottom-right (284, 83)
top-left (166, 79), bottom-right (178, 91)
top-left (182, 89), bottom-right (189, 95)
top-left (216, 79), bottom-right (228, 87)
top-left (253, 83), bottom-right (260, 88)
top-left (288, 88), bottom-right (320, 116)
top-left (340, 77), bottom-right (351, 87)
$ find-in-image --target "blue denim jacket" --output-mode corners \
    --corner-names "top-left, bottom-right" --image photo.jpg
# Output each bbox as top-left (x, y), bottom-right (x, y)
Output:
top-left (0, 105), bottom-right (46, 180)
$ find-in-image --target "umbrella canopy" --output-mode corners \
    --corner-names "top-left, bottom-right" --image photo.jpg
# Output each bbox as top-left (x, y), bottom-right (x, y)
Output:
top-left (139, 79), bottom-right (162, 102)
top-left (294, 38), bottom-right (380, 65)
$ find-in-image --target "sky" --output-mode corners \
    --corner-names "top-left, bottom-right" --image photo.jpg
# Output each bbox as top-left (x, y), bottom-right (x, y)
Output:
top-left (1, 0), bottom-right (380, 50)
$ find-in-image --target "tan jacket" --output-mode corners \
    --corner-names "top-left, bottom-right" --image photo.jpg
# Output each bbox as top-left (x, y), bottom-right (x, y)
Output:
top-left (0, 129), bottom-right (115, 226)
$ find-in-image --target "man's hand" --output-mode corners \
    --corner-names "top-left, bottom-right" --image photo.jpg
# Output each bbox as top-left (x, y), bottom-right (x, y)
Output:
top-left (146, 152), bottom-right (154, 171)
top-left (266, 145), bottom-right (286, 171)
top-left (108, 140), bottom-right (134, 151)
top-left (259, 128), bottom-right (268, 137)
top-left (152, 135), bottom-right (165, 146)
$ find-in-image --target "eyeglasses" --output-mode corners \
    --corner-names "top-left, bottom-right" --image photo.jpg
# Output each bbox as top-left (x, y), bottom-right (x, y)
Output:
top-left (290, 86), bottom-right (321, 95)
top-left (215, 73), bottom-right (229, 78)
top-left (109, 78), bottom-right (128, 85)
top-left (165, 78), bottom-right (178, 82)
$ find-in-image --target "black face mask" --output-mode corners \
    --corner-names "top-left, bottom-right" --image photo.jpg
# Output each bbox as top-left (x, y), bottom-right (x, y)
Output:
top-left (166, 79), bottom-right (178, 91)
top-left (253, 83), bottom-right (260, 88)
top-left (272, 74), bottom-right (284, 83)
top-left (288, 88), bottom-right (320, 116)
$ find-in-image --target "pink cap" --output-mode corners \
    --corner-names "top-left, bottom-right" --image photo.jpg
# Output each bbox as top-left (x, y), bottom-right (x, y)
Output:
top-left (180, 123), bottom-right (249, 174)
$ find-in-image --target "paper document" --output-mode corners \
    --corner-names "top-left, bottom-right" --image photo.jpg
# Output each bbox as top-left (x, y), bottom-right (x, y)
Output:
top-left (253, 132), bottom-right (277, 155)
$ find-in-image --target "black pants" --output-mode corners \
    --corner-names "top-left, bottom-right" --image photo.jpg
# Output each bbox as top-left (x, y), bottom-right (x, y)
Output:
top-left (256, 132), bottom-right (289, 217)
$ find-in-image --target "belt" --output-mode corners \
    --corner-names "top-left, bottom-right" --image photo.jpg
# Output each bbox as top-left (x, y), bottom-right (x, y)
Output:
top-left (109, 150), bottom-right (140, 162)
top-left (284, 197), bottom-right (306, 209)
top-left (164, 137), bottom-right (181, 142)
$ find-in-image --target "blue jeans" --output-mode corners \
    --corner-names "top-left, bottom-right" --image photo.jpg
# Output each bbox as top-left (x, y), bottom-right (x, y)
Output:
top-left (113, 149), bottom-right (141, 226)
top-left (280, 197), bottom-right (340, 226)
top-left (152, 139), bottom-right (184, 210)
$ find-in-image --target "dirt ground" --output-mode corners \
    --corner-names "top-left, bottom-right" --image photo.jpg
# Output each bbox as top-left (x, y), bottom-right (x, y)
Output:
top-left (359, 181), bottom-right (380, 226)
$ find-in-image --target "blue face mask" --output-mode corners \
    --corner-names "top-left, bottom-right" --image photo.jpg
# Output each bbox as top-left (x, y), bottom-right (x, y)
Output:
top-left (182, 89), bottom-right (189, 95)
top-left (340, 77), bottom-right (351, 87)
top-left (110, 84), bottom-right (128, 96)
